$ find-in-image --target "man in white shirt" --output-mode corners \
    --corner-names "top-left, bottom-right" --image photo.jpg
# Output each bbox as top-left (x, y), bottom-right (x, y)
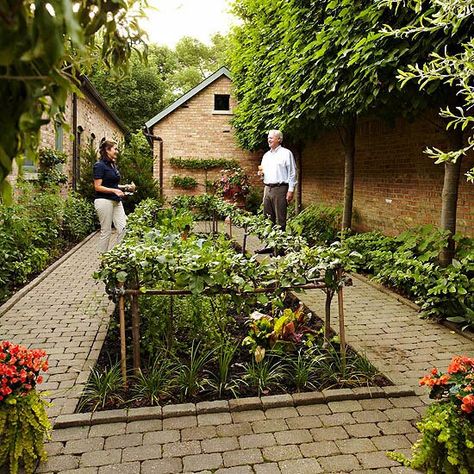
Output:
top-left (257, 130), bottom-right (297, 252)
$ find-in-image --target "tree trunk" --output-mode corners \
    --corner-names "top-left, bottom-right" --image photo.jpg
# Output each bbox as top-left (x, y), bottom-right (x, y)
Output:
top-left (340, 117), bottom-right (356, 230)
top-left (439, 128), bottom-right (464, 267)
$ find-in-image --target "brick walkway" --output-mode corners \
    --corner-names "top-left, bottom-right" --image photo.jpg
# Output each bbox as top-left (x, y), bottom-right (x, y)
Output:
top-left (1, 227), bottom-right (473, 473)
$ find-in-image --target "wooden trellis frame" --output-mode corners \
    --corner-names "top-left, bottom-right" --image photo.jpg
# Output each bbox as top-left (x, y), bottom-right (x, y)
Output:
top-left (115, 278), bottom-right (347, 385)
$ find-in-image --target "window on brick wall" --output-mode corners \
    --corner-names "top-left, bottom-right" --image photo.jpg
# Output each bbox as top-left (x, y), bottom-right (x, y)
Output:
top-left (214, 94), bottom-right (230, 111)
top-left (55, 120), bottom-right (63, 152)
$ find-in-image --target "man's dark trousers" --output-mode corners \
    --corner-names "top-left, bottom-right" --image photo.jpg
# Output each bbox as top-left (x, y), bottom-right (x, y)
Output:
top-left (263, 183), bottom-right (289, 230)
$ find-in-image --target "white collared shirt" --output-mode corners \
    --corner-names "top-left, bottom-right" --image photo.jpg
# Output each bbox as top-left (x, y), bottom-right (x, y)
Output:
top-left (260, 145), bottom-right (297, 192)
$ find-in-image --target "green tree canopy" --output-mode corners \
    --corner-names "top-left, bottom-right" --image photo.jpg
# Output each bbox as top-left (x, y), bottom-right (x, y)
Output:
top-left (0, 0), bottom-right (147, 198)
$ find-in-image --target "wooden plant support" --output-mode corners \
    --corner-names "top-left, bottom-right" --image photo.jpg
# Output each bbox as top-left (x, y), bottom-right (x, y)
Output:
top-left (337, 268), bottom-right (347, 368)
top-left (131, 292), bottom-right (141, 375)
top-left (118, 283), bottom-right (127, 385)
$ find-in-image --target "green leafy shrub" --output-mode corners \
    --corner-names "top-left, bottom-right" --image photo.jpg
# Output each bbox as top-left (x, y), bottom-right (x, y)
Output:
top-left (37, 147), bottom-right (68, 188)
top-left (170, 157), bottom-right (239, 170)
top-left (288, 204), bottom-right (342, 245)
top-left (172, 175), bottom-right (198, 189)
top-left (62, 193), bottom-right (96, 241)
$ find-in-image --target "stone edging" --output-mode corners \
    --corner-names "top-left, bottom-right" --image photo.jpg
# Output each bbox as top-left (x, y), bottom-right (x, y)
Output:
top-left (54, 385), bottom-right (415, 429)
top-left (0, 231), bottom-right (98, 317)
top-left (352, 273), bottom-right (474, 343)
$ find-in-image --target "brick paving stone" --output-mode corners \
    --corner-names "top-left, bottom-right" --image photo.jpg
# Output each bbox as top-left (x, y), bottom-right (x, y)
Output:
top-left (264, 407), bottom-right (299, 419)
top-left (357, 451), bottom-right (399, 469)
top-left (335, 438), bottom-right (377, 454)
top-left (61, 469), bottom-right (99, 474)
top-left (254, 462), bottom-right (281, 474)
top-left (318, 454), bottom-right (361, 472)
top-left (89, 423), bottom-right (126, 438)
top-left (141, 458), bottom-right (183, 474)
top-left (296, 404), bottom-right (331, 416)
top-left (390, 396), bottom-right (426, 408)
top-left (215, 467), bottom-right (253, 474)
top-left (286, 415), bottom-right (322, 430)
top-left (123, 444), bottom-right (163, 462)
top-left (384, 408), bottom-right (420, 421)
top-left (163, 415), bottom-right (198, 430)
top-left (143, 430), bottom-right (180, 445)
top-left (202, 436), bottom-right (239, 453)
top-left (64, 438), bottom-right (105, 454)
top-left (37, 454), bottom-right (80, 472)
top-left (80, 449), bottom-right (121, 467)
top-left (98, 462), bottom-right (140, 473)
top-left (223, 448), bottom-right (263, 467)
top-left (126, 419), bottom-right (162, 433)
top-left (371, 435), bottom-right (412, 451)
top-left (377, 421), bottom-right (418, 435)
top-left (262, 445), bottom-right (302, 462)
top-left (182, 425), bottom-right (218, 440)
top-left (163, 440), bottom-right (201, 458)
top-left (231, 410), bottom-right (266, 423)
top-left (104, 433), bottom-right (143, 449)
top-left (274, 429), bottom-right (312, 445)
top-left (328, 400), bottom-right (363, 413)
top-left (198, 412), bottom-right (232, 426)
top-left (311, 426), bottom-right (349, 441)
top-left (51, 426), bottom-right (90, 442)
top-left (320, 412), bottom-right (356, 427)
top-left (390, 466), bottom-right (420, 473)
top-left (251, 419), bottom-right (288, 433)
top-left (217, 423), bottom-right (253, 437)
top-left (353, 410), bottom-right (389, 423)
top-left (278, 458), bottom-right (323, 474)
top-left (182, 453), bottom-right (223, 472)
top-left (45, 441), bottom-right (65, 456)
top-left (239, 433), bottom-right (276, 449)
top-left (299, 440), bottom-right (340, 457)
top-left (345, 423), bottom-right (382, 438)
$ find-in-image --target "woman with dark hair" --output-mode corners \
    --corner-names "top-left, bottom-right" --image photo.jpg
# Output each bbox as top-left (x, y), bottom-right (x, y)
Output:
top-left (93, 140), bottom-right (128, 253)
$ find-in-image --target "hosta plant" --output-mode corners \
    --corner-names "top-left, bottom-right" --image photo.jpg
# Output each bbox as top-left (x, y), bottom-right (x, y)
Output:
top-left (0, 341), bottom-right (50, 474)
top-left (388, 356), bottom-right (474, 473)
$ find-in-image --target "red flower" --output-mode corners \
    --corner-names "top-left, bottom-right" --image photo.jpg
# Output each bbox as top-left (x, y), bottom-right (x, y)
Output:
top-left (461, 394), bottom-right (474, 414)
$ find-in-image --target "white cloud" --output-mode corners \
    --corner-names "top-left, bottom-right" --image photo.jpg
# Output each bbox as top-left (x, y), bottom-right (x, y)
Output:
top-left (142, 0), bottom-right (238, 47)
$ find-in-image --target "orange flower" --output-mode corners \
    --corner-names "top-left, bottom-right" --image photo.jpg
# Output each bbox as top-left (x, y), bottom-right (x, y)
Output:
top-left (461, 394), bottom-right (474, 414)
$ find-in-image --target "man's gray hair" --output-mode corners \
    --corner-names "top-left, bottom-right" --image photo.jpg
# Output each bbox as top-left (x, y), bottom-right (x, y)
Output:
top-left (268, 129), bottom-right (283, 142)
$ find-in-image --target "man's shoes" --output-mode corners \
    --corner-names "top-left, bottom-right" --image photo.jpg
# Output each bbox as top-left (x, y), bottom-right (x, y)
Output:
top-left (255, 246), bottom-right (274, 254)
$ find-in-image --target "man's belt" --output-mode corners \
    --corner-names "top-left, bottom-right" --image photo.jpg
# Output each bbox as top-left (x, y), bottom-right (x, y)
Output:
top-left (264, 182), bottom-right (288, 188)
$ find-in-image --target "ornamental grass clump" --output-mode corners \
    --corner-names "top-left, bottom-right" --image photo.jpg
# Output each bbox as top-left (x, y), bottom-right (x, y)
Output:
top-left (0, 341), bottom-right (50, 474)
top-left (388, 355), bottom-right (474, 473)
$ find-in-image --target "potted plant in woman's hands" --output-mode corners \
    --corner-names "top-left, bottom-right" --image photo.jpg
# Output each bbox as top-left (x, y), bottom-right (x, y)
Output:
top-left (388, 355), bottom-right (474, 473)
top-left (215, 167), bottom-right (250, 207)
top-left (0, 341), bottom-right (50, 474)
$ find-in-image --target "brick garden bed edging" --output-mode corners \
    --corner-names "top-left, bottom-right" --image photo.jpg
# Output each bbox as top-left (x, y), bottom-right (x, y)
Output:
top-left (54, 385), bottom-right (415, 429)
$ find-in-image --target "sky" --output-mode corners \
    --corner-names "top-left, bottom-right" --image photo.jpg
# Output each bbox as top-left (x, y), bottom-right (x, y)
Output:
top-left (142, 0), bottom-right (238, 48)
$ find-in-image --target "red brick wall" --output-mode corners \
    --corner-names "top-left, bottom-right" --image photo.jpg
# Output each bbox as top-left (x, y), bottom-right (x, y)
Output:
top-left (302, 111), bottom-right (474, 236)
top-left (151, 75), bottom-right (262, 200)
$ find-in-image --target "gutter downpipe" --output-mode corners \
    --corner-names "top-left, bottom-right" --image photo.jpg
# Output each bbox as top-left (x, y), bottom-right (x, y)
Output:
top-left (144, 127), bottom-right (164, 199)
top-left (72, 93), bottom-right (78, 190)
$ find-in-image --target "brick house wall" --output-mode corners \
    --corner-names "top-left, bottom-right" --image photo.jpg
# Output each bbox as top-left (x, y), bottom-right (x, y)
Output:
top-left (302, 110), bottom-right (474, 236)
top-left (150, 74), bottom-right (262, 201)
top-left (10, 78), bottom-right (125, 188)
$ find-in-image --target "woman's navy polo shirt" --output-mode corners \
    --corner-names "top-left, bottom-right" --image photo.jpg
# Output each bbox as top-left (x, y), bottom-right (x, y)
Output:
top-left (93, 159), bottom-right (121, 201)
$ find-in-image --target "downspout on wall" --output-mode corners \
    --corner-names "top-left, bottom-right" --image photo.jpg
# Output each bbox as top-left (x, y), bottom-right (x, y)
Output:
top-left (143, 127), bottom-right (164, 199)
top-left (72, 93), bottom-right (78, 190)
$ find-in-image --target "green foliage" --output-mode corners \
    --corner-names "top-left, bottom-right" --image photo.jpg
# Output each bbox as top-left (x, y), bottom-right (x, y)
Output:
top-left (288, 204), bottom-right (343, 245)
top-left (343, 226), bottom-right (474, 327)
top-left (0, 0), bottom-right (148, 199)
top-left (175, 341), bottom-right (213, 401)
top-left (0, 184), bottom-right (96, 304)
top-left (244, 186), bottom-right (263, 214)
top-left (79, 362), bottom-right (123, 411)
top-left (388, 402), bottom-right (474, 473)
top-left (285, 348), bottom-right (325, 392)
top-left (77, 143), bottom-right (99, 202)
top-left (118, 132), bottom-right (161, 212)
top-left (172, 176), bottom-right (198, 189)
top-left (243, 358), bottom-right (285, 397)
top-left (381, 0), bottom-right (474, 181)
top-left (37, 148), bottom-right (68, 189)
top-left (131, 358), bottom-right (176, 406)
top-left (0, 391), bottom-right (51, 474)
top-left (207, 342), bottom-right (240, 398)
top-left (170, 157), bottom-right (239, 170)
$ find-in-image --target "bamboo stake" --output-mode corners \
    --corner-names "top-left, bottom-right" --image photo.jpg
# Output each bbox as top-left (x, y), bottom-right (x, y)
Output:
top-left (131, 293), bottom-right (141, 375)
top-left (324, 290), bottom-right (332, 347)
top-left (337, 268), bottom-right (347, 369)
top-left (118, 283), bottom-right (127, 386)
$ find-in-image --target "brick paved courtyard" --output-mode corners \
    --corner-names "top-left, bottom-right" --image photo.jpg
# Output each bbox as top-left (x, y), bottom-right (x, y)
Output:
top-left (1, 229), bottom-right (473, 473)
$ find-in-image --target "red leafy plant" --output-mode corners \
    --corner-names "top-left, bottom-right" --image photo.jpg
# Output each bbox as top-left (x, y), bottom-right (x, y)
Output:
top-left (0, 341), bottom-right (48, 403)
top-left (215, 167), bottom-right (250, 202)
top-left (419, 355), bottom-right (474, 415)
